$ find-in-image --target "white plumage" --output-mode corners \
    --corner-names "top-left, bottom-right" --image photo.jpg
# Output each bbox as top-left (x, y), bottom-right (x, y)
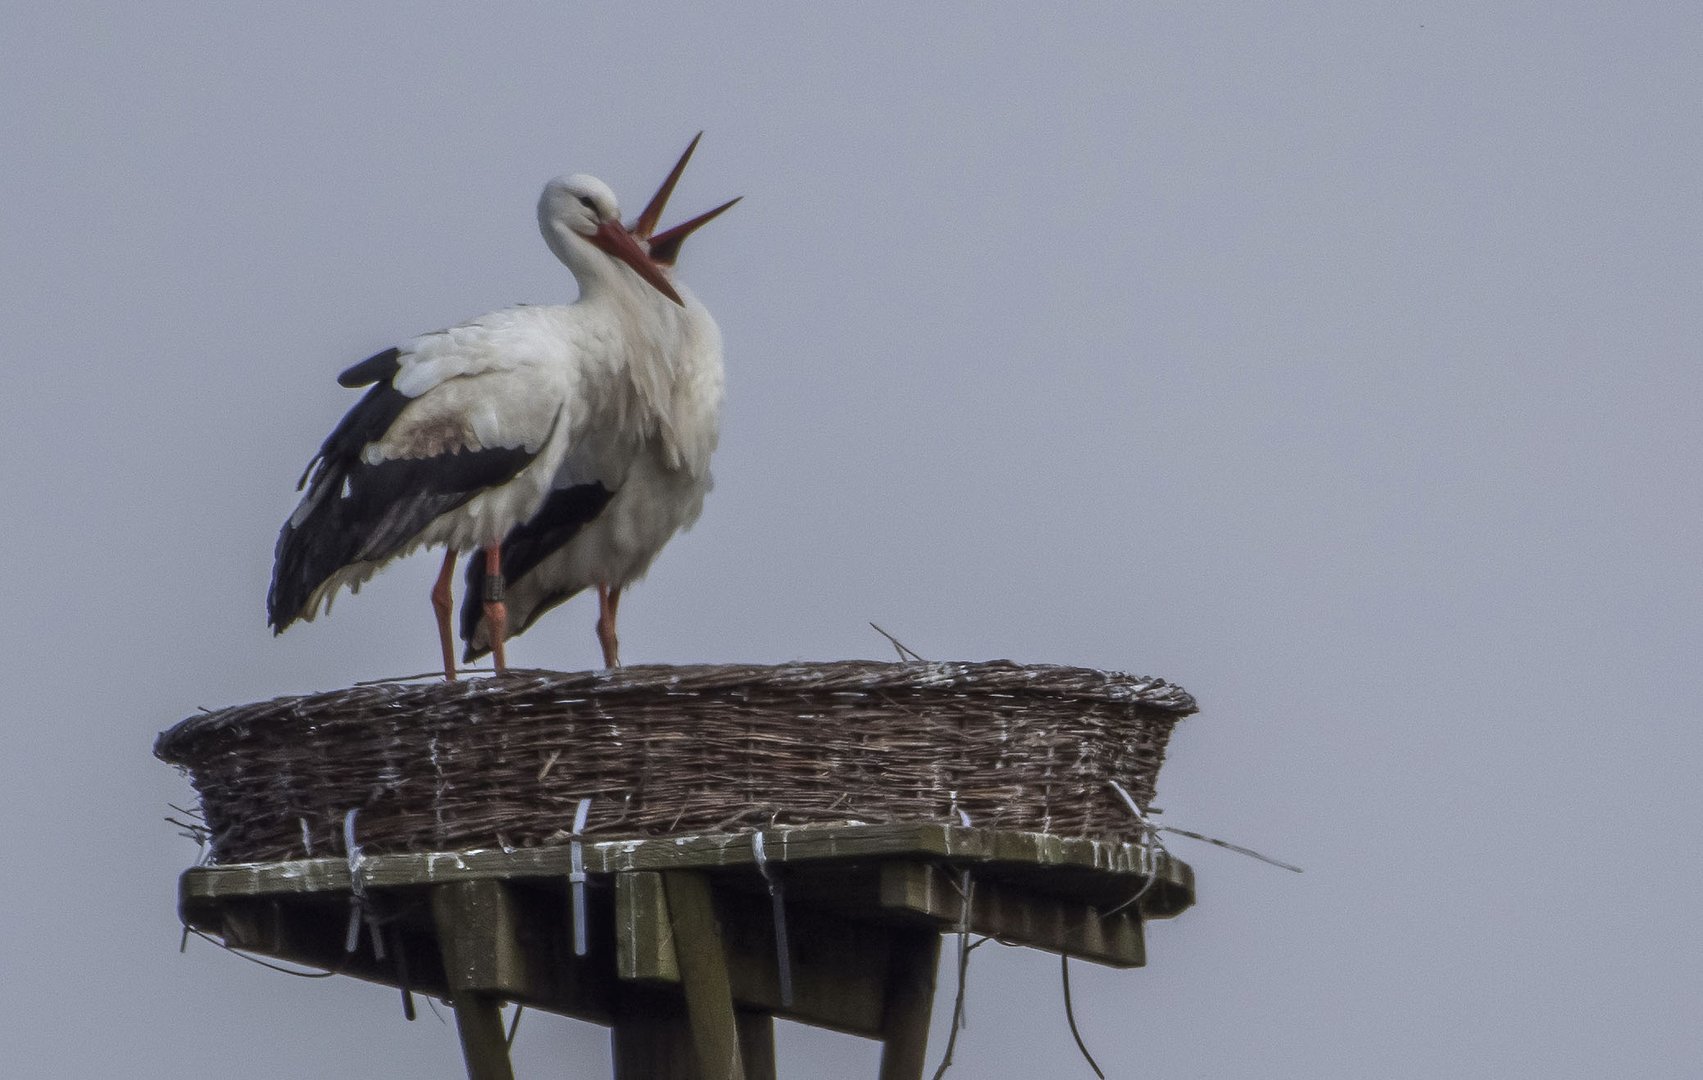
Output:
top-left (461, 136), bottom-right (738, 668)
top-left (269, 169), bottom-right (700, 678)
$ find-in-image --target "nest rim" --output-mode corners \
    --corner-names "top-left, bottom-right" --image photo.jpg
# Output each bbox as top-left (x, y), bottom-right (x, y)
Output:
top-left (158, 659), bottom-right (1196, 865)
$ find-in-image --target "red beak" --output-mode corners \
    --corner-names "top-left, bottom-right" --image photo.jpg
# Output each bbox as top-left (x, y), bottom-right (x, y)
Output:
top-left (633, 132), bottom-right (702, 241)
top-left (648, 196), bottom-right (742, 267)
top-left (588, 220), bottom-right (684, 306)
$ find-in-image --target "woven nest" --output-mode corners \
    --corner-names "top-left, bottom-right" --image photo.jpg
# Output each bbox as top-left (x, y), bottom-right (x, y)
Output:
top-left (156, 661), bottom-right (1197, 865)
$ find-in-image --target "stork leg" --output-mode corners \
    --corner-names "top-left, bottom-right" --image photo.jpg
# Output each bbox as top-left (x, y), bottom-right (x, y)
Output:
top-left (596, 584), bottom-right (622, 669)
top-left (432, 548), bottom-right (459, 682)
top-left (483, 544), bottom-right (509, 673)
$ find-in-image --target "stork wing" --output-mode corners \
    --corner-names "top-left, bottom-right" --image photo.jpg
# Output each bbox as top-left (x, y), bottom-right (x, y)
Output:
top-left (267, 344), bottom-right (562, 631)
top-left (457, 481), bottom-right (614, 659)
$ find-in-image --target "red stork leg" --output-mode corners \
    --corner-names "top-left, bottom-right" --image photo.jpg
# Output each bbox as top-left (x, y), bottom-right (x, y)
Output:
top-left (596, 584), bottom-right (622, 669)
top-left (431, 548), bottom-right (459, 682)
top-left (483, 543), bottom-right (509, 673)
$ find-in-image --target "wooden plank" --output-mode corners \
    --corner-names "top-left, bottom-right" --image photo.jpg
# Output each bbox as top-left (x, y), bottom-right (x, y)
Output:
top-left (426, 880), bottom-right (615, 1022)
top-left (878, 929), bottom-right (941, 1080)
top-left (876, 863), bottom-right (1146, 968)
top-left (198, 893), bottom-right (452, 999)
top-left (431, 881), bottom-right (522, 994)
top-left (183, 825), bottom-right (1193, 918)
top-left (616, 871), bottom-right (891, 1037)
top-left (615, 871), bottom-right (678, 983)
top-left (662, 871), bottom-right (748, 1080)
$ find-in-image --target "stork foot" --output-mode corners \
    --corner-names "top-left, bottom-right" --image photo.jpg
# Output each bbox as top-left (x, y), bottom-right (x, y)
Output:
top-left (482, 544), bottom-right (508, 673)
top-left (432, 548), bottom-right (459, 682)
top-left (484, 600), bottom-right (508, 672)
top-left (596, 584), bottom-right (622, 668)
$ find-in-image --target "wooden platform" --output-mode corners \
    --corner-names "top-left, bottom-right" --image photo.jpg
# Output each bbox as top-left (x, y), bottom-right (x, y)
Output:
top-left (179, 823), bottom-right (1194, 1080)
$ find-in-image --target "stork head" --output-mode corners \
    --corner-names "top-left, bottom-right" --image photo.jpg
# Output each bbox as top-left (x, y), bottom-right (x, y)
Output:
top-left (630, 133), bottom-right (741, 268)
top-left (538, 174), bottom-right (683, 306)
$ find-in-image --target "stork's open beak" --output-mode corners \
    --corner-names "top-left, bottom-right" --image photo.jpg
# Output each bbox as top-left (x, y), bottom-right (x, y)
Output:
top-left (623, 131), bottom-right (739, 273)
top-left (589, 220), bottom-right (684, 306)
top-left (648, 197), bottom-right (742, 267)
top-left (633, 132), bottom-right (702, 241)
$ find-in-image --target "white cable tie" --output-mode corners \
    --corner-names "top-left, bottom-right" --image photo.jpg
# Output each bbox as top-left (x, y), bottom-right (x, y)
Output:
top-left (752, 831), bottom-right (794, 1007)
top-left (948, 790), bottom-right (971, 829)
top-left (569, 797), bottom-right (592, 956)
top-left (1103, 781), bottom-right (1163, 918)
top-left (343, 808), bottom-right (368, 954)
top-left (1106, 780), bottom-right (1149, 828)
top-left (343, 808), bottom-right (367, 899)
top-left (1103, 779), bottom-right (1301, 921)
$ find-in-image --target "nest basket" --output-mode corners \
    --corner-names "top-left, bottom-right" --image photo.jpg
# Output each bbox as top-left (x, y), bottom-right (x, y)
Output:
top-left (156, 660), bottom-right (1197, 865)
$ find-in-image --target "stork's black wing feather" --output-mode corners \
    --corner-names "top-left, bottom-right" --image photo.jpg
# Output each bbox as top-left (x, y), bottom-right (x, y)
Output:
top-left (459, 482), bottom-right (614, 658)
top-left (293, 369), bottom-right (410, 490)
top-left (267, 375), bottom-right (549, 632)
top-left (337, 346), bottom-right (402, 388)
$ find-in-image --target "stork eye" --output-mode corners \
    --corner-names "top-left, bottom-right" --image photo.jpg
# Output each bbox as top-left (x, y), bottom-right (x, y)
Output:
top-left (578, 195), bottom-right (598, 212)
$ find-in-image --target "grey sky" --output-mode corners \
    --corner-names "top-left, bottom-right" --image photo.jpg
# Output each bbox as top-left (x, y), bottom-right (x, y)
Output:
top-left (3, 2), bottom-right (1698, 1077)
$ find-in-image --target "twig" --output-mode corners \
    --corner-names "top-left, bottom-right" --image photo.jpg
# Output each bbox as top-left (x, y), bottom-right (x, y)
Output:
top-left (1060, 955), bottom-right (1105, 1079)
top-left (869, 622), bottom-right (927, 662)
top-left (181, 926), bottom-right (337, 978)
top-left (352, 667), bottom-right (497, 687)
top-left (1107, 780), bottom-right (1303, 874)
top-left (166, 817), bottom-right (209, 839)
top-left (506, 1004), bottom-right (524, 1048)
top-left (392, 922), bottom-right (416, 1021)
top-left (1156, 825), bottom-right (1303, 874)
top-left (1102, 863), bottom-right (1158, 919)
top-left (929, 869), bottom-right (975, 1079)
top-left (537, 748), bottom-right (562, 781)
top-left (704, 802), bottom-right (775, 834)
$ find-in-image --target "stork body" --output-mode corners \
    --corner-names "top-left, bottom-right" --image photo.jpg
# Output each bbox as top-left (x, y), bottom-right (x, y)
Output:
top-left (460, 284), bottom-right (722, 664)
top-left (461, 136), bottom-right (737, 668)
top-left (268, 173), bottom-right (685, 678)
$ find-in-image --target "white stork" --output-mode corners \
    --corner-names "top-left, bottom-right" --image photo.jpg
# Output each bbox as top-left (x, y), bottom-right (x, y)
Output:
top-left (459, 135), bottom-right (738, 668)
top-left (267, 167), bottom-right (688, 680)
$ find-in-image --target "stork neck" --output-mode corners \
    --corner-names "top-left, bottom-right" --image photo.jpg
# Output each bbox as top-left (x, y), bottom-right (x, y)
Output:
top-left (575, 260), bottom-right (677, 328)
top-left (545, 221), bottom-right (669, 316)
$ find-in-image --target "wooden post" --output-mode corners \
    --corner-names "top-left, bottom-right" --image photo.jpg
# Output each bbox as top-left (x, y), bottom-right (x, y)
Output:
top-left (661, 870), bottom-right (764, 1080)
top-left (444, 993), bottom-right (515, 1080)
top-left (878, 929), bottom-right (941, 1080)
top-left (432, 881), bottom-right (518, 1080)
top-left (612, 988), bottom-right (698, 1079)
top-left (610, 871), bottom-right (776, 1080)
top-left (612, 988), bottom-right (775, 1080)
